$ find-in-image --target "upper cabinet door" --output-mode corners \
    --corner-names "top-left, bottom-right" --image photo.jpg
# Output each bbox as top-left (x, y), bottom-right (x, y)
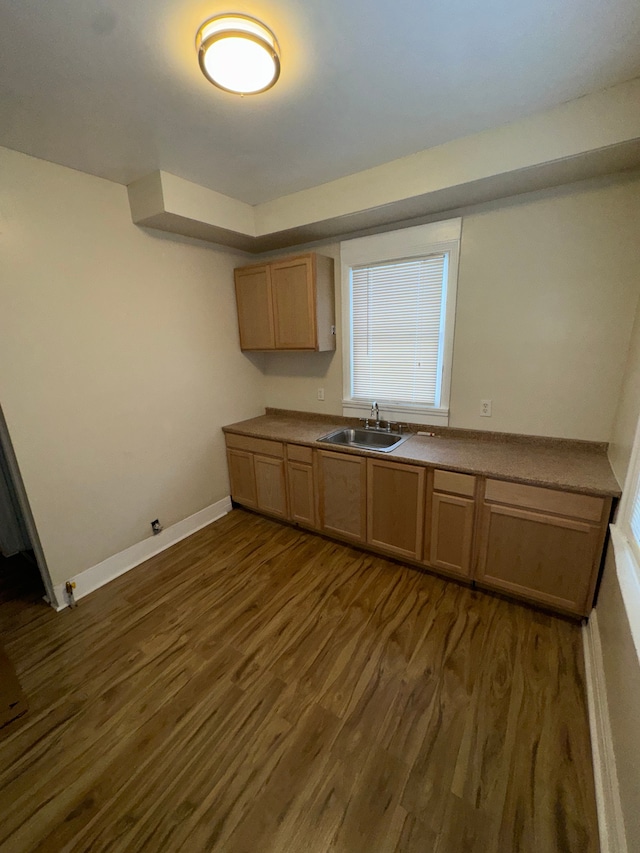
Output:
top-left (271, 256), bottom-right (317, 349)
top-left (234, 265), bottom-right (275, 350)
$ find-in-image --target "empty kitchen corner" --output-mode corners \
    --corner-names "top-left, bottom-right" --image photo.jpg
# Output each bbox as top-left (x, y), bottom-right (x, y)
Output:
top-left (1, 4), bottom-right (640, 852)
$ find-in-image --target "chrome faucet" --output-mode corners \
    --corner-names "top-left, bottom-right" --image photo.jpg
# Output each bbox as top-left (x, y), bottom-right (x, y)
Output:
top-left (370, 401), bottom-right (380, 427)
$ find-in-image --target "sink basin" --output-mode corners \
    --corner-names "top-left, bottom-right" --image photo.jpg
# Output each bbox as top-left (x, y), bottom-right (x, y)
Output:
top-left (317, 427), bottom-right (411, 453)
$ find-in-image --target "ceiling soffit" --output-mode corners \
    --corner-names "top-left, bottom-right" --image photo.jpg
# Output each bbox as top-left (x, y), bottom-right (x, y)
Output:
top-left (127, 78), bottom-right (640, 252)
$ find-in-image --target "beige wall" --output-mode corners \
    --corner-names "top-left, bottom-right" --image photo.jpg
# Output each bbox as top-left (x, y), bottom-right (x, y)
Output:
top-left (0, 147), bottom-right (264, 586)
top-left (608, 299), bottom-right (640, 487)
top-left (451, 175), bottom-right (640, 437)
top-left (262, 174), bottom-right (640, 440)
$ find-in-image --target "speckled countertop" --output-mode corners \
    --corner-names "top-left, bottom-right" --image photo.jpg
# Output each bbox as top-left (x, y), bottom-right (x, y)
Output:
top-left (223, 410), bottom-right (621, 498)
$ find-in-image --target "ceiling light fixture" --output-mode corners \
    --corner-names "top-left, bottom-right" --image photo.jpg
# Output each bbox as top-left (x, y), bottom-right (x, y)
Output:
top-left (196, 14), bottom-right (281, 95)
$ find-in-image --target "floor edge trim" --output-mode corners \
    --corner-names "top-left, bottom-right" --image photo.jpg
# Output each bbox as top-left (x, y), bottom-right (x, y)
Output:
top-left (582, 611), bottom-right (628, 853)
top-left (50, 497), bottom-right (232, 610)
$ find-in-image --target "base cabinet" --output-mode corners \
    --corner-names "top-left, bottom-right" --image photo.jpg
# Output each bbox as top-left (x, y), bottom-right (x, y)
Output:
top-left (225, 435), bottom-right (613, 618)
top-left (254, 456), bottom-right (287, 518)
top-left (367, 459), bottom-right (425, 560)
top-left (226, 436), bottom-right (286, 517)
top-left (227, 449), bottom-right (257, 508)
top-left (287, 461), bottom-right (316, 528)
top-left (425, 470), bottom-right (476, 578)
top-left (318, 450), bottom-right (367, 542)
top-left (286, 443), bottom-right (317, 528)
top-left (475, 480), bottom-right (610, 617)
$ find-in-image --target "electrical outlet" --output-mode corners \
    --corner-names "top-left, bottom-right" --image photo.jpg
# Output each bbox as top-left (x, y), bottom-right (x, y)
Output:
top-left (480, 399), bottom-right (492, 417)
top-left (317, 387), bottom-right (325, 401)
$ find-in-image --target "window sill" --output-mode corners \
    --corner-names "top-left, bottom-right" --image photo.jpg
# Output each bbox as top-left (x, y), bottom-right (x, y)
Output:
top-left (342, 401), bottom-right (449, 427)
top-left (608, 524), bottom-right (640, 666)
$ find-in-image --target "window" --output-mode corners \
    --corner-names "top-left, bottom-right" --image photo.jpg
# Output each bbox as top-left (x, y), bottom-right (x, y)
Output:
top-left (341, 219), bottom-right (461, 425)
top-left (629, 478), bottom-right (640, 565)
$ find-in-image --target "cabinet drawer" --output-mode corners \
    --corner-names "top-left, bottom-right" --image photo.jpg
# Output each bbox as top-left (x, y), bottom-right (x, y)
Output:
top-left (225, 433), bottom-right (284, 458)
top-left (484, 479), bottom-right (604, 522)
top-left (287, 443), bottom-right (313, 464)
top-left (433, 469), bottom-right (476, 497)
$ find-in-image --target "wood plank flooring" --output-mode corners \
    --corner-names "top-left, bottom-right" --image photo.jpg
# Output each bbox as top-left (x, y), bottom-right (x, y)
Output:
top-left (0, 509), bottom-right (599, 852)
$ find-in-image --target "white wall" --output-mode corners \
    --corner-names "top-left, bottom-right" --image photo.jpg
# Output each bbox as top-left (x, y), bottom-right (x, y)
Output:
top-left (596, 548), bottom-right (640, 852)
top-left (0, 147), bottom-right (264, 586)
top-left (262, 173), bottom-right (640, 440)
top-left (598, 292), bottom-right (640, 852)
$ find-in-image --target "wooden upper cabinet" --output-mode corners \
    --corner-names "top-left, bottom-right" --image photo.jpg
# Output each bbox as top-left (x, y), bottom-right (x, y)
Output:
top-left (367, 459), bottom-right (425, 560)
top-left (271, 256), bottom-right (316, 349)
top-left (234, 265), bottom-right (275, 350)
top-left (234, 253), bottom-right (335, 352)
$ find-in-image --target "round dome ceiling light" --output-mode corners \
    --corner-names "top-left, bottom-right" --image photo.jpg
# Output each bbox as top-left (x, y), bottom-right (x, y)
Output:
top-left (196, 14), bottom-right (281, 95)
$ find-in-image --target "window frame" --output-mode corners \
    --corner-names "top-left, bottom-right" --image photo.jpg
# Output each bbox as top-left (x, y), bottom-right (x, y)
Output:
top-left (340, 218), bottom-right (462, 426)
top-left (610, 414), bottom-right (640, 659)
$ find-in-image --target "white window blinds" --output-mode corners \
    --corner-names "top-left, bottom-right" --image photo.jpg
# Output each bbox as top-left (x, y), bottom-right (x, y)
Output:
top-left (350, 254), bottom-right (448, 406)
top-left (629, 478), bottom-right (640, 553)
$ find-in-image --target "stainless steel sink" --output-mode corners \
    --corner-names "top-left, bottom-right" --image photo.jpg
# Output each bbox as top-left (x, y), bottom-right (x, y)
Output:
top-left (317, 427), bottom-right (411, 453)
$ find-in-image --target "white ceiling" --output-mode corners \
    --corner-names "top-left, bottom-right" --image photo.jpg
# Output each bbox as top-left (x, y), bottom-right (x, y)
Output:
top-left (1, 0), bottom-right (640, 205)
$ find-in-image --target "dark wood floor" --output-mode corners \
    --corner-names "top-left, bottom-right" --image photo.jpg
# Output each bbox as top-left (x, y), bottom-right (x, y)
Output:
top-left (0, 509), bottom-right (598, 852)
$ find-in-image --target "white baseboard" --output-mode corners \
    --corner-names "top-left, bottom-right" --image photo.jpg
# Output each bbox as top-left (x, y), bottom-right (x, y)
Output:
top-left (582, 611), bottom-right (628, 853)
top-left (52, 497), bottom-right (232, 611)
